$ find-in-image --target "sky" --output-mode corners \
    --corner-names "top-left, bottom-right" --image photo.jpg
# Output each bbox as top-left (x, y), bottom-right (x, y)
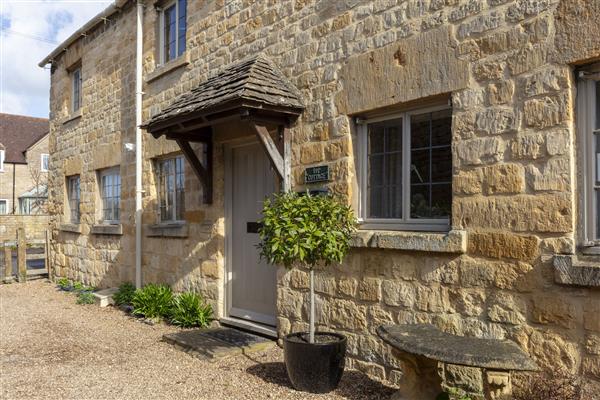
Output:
top-left (0, 0), bottom-right (112, 118)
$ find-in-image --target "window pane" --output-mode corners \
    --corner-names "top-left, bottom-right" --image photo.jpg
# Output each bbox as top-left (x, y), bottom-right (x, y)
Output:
top-left (431, 184), bottom-right (452, 218)
top-left (0, 200), bottom-right (7, 214)
top-left (431, 109), bottom-right (452, 146)
top-left (368, 124), bottom-right (385, 154)
top-left (369, 186), bottom-right (384, 218)
top-left (386, 152), bottom-right (402, 186)
top-left (596, 81), bottom-right (600, 130)
top-left (386, 124), bottom-right (402, 152)
top-left (369, 155), bottom-right (384, 186)
top-left (177, 0), bottom-right (187, 56)
top-left (410, 184), bottom-right (430, 219)
top-left (431, 147), bottom-right (452, 183)
top-left (411, 112), bottom-right (430, 149)
top-left (164, 5), bottom-right (177, 62)
top-left (411, 149), bottom-right (429, 184)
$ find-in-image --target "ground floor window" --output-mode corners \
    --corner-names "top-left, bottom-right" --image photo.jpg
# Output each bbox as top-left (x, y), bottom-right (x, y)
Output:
top-left (156, 155), bottom-right (185, 222)
top-left (0, 199), bottom-right (7, 214)
top-left (19, 197), bottom-right (47, 215)
top-left (357, 105), bottom-right (452, 231)
top-left (98, 167), bottom-right (121, 224)
top-left (67, 175), bottom-right (80, 224)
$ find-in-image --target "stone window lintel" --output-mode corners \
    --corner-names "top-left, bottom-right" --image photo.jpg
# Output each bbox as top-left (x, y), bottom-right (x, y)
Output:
top-left (58, 223), bottom-right (81, 234)
top-left (62, 109), bottom-right (82, 125)
top-left (90, 224), bottom-right (123, 236)
top-left (351, 229), bottom-right (467, 253)
top-left (146, 53), bottom-right (189, 83)
top-left (553, 254), bottom-right (600, 287)
top-left (146, 222), bottom-right (188, 238)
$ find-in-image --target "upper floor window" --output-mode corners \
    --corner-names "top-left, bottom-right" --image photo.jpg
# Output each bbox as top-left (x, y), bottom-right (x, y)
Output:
top-left (0, 199), bottom-right (8, 215)
top-left (67, 175), bottom-right (80, 224)
top-left (98, 167), bottom-right (121, 224)
top-left (0, 149), bottom-right (4, 172)
top-left (578, 66), bottom-right (600, 245)
top-left (41, 154), bottom-right (49, 172)
top-left (156, 155), bottom-right (185, 222)
top-left (356, 105), bottom-right (452, 231)
top-left (159, 0), bottom-right (186, 64)
top-left (72, 67), bottom-right (82, 112)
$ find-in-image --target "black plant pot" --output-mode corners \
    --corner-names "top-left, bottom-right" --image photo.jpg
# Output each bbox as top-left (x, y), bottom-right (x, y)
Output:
top-left (283, 332), bottom-right (347, 393)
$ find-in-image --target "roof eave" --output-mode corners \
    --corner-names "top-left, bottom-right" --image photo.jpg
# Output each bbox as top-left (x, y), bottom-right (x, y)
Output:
top-left (38, 0), bottom-right (129, 67)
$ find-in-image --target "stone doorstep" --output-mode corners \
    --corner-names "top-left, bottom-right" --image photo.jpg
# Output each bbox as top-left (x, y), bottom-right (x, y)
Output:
top-left (163, 327), bottom-right (275, 361)
top-left (93, 287), bottom-right (119, 307)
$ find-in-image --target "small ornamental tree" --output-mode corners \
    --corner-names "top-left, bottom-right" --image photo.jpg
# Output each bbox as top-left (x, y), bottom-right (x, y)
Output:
top-left (258, 191), bottom-right (357, 343)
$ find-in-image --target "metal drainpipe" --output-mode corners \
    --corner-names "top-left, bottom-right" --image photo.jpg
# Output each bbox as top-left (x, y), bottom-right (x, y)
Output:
top-left (135, 0), bottom-right (144, 289)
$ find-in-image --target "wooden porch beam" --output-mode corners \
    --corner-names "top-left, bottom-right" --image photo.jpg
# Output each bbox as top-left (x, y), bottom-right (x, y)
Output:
top-left (251, 123), bottom-right (284, 179)
top-left (282, 126), bottom-right (291, 192)
top-left (176, 138), bottom-right (213, 204)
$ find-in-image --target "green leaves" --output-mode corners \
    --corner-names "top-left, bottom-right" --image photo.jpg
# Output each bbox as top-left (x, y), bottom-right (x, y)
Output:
top-left (113, 282), bottom-right (136, 306)
top-left (170, 292), bottom-right (213, 328)
top-left (131, 283), bottom-right (173, 320)
top-left (257, 192), bottom-right (357, 269)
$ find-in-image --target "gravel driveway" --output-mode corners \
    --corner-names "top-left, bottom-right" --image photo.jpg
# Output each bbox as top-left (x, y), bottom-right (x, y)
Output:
top-left (0, 280), bottom-right (395, 400)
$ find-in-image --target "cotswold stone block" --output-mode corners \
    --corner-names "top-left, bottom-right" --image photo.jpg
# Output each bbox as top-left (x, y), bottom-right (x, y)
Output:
top-left (484, 163), bottom-right (525, 195)
top-left (289, 269), bottom-right (309, 289)
top-left (532, 295), bottom-right (576, 329)
top-left (453, 111), bottom-right (476, 140)
top-left (510, 133), bottom-right (546, 160)
top-left (527, 330), bottom-right (578, 373)
top-left (456, 137), bottom-right (505, 166)
top-left (382, 280), bottom-right (415, 308)
top-left (468, 231), bottom-right (539, 262)
top-left (448, 0), bottom-right (482, 22)
top-left (337, 277), bottom-right (357, 297)
top-left (526, 158), bottom-right (571, 192)
top-left (443, 364), bottom-right (484, 393)
top-left (358, 277), bottom-right (382, 302)
top-left (457, 12), bottom-right (503, 39)
top-left (473, 60), bottom-right (505, 81)
top-left (487, 81), bottom-right (514, 105)
top-left (507, 0), bottom-right (553, 22)
top-left (521, 67), bottom-right (569, 97)
top-left (454, 194), bottom-right (572, 233)
top-left (487, 292), bottom-right (526, 325)
top-left (524, 94), bottom-right (571, 129)
top-left (475, 108), bottom-right (516, 135)
top-left (300, 142), bottom-right (325, 164)
top-left (507, 44), bottom-right (548, 75)
top-left (454, 169), bottom-right (483, 195)
top-left (453, 88), bottom-right (484, 111)
top-left (415, 285), bottom-right (453, 313)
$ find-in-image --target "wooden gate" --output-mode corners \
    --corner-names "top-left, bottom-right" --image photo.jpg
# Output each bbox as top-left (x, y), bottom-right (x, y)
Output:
top-left (0, 227), bottom-right (50, 282)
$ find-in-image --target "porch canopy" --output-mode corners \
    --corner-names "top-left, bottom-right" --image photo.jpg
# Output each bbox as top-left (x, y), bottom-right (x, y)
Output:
top-left (143, 55), bottom-right (304, 203)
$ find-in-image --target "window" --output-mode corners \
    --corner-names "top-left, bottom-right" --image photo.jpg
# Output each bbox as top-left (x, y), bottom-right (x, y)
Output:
top-left (357, 106), bottom-right (452, 231)
top-left (67, 175), bottom-right (80, 224)
top-left (19, 197), bottom-right (46, 215)
top-left (98, 168), bottom-right (121, 224)
top-left (72, 67), bottom-right (82, 112)
top-left (0, 149), bottom-right (4, 172)
top-left (41, 154), bottom-right (49, 172)
top-left (159, 0), bottom-right (186, 64)
top-left (0, 200), bottom-right (8, 214)
top-left (156, 156), bottom-right (185, 222)
top-left (578, 66), bottom-right (600, 245)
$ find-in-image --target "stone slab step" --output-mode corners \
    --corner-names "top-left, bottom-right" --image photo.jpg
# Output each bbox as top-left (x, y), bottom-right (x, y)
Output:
top-left (163, 327), bottom-right (274, 361)
top-left (93, 287), bottom-right (119, 307)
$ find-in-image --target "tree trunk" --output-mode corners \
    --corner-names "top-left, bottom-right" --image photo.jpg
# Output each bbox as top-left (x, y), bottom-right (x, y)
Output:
top-left (309, 268), bottom-right (315, 343)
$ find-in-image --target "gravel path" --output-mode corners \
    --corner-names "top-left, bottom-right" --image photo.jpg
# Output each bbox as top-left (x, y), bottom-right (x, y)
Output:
top-left (0, 280), bottom-right (395, 400)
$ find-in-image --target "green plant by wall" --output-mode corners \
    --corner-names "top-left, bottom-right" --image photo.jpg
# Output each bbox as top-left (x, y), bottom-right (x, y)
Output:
top-left (169, 292), bottom-right (213, 328)
top-left (131, 284), bottom-right (173, 320)
top-left (113, 282), bottom-right (136, 306)
top-left (76, 291), bottom-right (96, 305)
top-left (258, 191), bottom-right (356, 343)
top-left (57, 277), bottom-right (71, 290)
top-left (436, 388), bottom-right (474, 400)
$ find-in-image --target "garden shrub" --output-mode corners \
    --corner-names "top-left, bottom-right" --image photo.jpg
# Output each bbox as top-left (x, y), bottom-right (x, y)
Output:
top-left (113, 282), bottom-right (136, 306)
top-left (131, 283), bottom-right (173, 319)
top-left (169, 292), bottom-right (213, 328)
top-left (57, 277), bottom-right (71, 290)
top-left (76, 291), bottom-right (95, 305)
top-left (72, 281), bottom-right (84, 292)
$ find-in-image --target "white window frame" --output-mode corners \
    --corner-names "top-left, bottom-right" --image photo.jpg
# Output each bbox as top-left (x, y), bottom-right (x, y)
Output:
top-left (578, 69), bottom-right (600, 248)
top-left (155, 155), bottom-right (185, 223)
top-left (72, 67), bottom-right (82, 112)
top-left (41, 153), bottom-right (49, 172)
top-left (67, 175), bottom-right (80, 224)
top-left (0, 199), bottom-right (8, 215)
top-left (98, 167), bottom-right (121, 225)
top-left (0, 149), bottom-right (5, 172)
top-left (356, 104), bottom-right (452, 232)
top-left (158, 0), bottom-right (186, 65)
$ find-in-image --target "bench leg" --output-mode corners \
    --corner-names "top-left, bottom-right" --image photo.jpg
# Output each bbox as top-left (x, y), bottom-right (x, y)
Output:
top-left (390, 350), bottom-right (442, 400)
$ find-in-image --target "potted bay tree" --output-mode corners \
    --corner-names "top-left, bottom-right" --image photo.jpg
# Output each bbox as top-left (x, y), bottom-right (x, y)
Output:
top-left (258, 191), bottom-right (356, 393)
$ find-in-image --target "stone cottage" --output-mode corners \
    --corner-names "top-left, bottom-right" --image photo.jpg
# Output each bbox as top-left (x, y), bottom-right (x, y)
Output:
top-left (40, 0), bottom-right (600, 391)
top-left (0, 113), bottom-right (50, 241)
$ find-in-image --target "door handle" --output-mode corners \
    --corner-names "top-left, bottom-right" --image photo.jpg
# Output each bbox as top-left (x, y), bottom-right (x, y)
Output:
top-left (246, 222), bottom-right (262, 233)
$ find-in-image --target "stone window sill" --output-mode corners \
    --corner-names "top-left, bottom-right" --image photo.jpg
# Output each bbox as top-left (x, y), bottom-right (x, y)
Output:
top-left (351, 229), bottom-right (467, 253)
top-left (62, 110), bottom-right (82, 125)
top-left (91, 224), bottom-right (123, 236)
top-left (146, 222), bottom-right (188, 238)
top-left (59, 223), bottom-right (81, 233)
top-left (553, 255), bottom-right (600, 287)
top-left (146, 54), bottom-right (189, 83)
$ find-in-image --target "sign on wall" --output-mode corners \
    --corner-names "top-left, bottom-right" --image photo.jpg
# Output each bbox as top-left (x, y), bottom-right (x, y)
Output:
top-left (304, 165), bottom-right (330, 183)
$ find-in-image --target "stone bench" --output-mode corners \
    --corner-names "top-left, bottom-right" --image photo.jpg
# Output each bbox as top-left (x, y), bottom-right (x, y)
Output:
top-left (377, 324), bottom-right (538, 400)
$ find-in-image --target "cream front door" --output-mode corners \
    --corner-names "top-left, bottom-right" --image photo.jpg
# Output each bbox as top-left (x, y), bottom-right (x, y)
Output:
top-left (227, 141), bottom-right (277, 326)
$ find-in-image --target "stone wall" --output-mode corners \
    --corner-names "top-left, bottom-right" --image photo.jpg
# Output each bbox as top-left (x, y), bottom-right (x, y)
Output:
top-left (46, 0), bottom-right (600, 389)
top-left (0, 215), bottom-right (50, 242)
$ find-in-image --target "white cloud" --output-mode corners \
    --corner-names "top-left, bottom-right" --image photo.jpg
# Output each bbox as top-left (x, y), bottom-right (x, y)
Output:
top-left (0, 0), bottom-right (112, 118)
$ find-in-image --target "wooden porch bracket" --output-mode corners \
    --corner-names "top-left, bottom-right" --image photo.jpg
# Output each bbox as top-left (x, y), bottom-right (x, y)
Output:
top-left (176, 138), bottom-right (213, 204)
top-left (251, 123), bottom-right (285, 181)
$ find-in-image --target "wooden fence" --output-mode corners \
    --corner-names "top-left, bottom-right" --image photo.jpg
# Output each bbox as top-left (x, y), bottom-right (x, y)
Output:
top-left (0, 227), bottom-right (51, 283)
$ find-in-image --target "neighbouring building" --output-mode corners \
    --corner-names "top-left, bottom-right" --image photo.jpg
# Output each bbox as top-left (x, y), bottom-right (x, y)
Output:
top-left (40, 0), bottom-right (600, 391)
top-left (0, 113), bottom-right (50, 241)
